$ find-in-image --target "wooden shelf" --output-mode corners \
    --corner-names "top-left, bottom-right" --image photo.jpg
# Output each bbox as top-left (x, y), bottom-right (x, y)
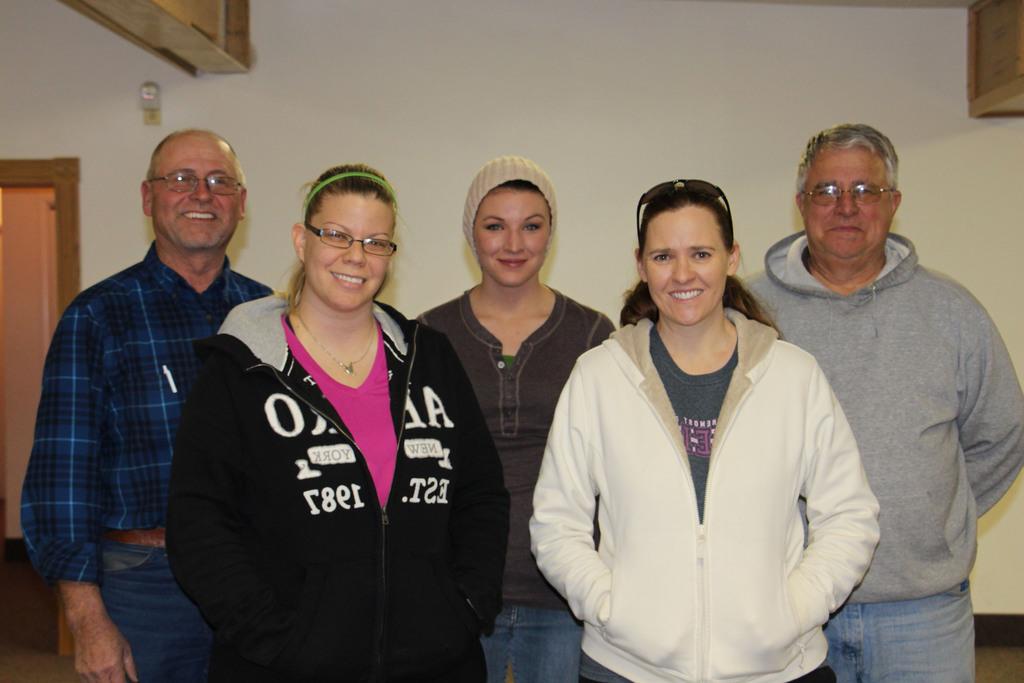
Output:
top-left (969, 0), bottom-right (1024, 116)
top-left (59, 0), bottom-right (249, 76)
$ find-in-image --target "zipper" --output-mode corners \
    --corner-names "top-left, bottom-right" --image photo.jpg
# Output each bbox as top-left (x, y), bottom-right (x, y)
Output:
top-left (375, 507), bottom-right (389, 679)
top-left (696, 525), bottom-right (708, 683)
top-left (373, 325), bottom-right (418, 679)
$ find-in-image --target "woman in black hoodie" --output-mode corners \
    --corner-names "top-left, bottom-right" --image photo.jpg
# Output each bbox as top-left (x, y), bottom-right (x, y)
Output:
top-left (167, 164), bottom-right (509, 682)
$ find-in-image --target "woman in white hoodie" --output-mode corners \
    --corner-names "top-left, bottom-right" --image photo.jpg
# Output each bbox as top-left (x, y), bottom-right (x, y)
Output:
top-left (529, 179), bottom-right (879, 683)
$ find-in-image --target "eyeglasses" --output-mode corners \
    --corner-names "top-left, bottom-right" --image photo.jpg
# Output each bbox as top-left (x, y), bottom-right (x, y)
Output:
top-left (802, 183), bottom-right (897, 207)
top-left (304, 223), bottom-right (398, 256)
top-left (636, 179), bottom-right (732, 239)
top-left (147, 172), bottom-right (244, 196)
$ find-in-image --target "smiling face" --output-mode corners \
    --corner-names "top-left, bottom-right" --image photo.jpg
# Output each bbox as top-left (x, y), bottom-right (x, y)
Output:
top-left (142, 132), bottom-right (246, 260)
top-left (292, 192), bottom-right (395, 319)
top-left (637, 204), bottom-right (739, 337)
top-left (472, 187), bottom-right (552, 290)
top-left (797, 146), bottom-right (901, 271)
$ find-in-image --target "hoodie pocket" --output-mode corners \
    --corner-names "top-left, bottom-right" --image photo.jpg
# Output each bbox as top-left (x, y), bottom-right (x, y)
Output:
top-left (386, 552), bottom-right (477, 679)
top-left (784, 572), bottom-right (816, 638)
top-left (271, 559), bottom-right (376, 681)
top-left (705, 566), bottom-right (807, 679)
top-left (601, 565), bottom-right (693, 671)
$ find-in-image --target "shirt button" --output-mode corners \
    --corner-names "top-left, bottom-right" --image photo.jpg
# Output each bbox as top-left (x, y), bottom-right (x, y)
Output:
top-left (497, 360), bottom-right (506, 369)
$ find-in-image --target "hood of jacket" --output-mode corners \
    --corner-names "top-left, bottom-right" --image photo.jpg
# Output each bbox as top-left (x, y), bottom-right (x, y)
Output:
top-left (606, 309), bottom-right (779, 461)
top-left (610, 309), bottom-right (777, 373)
top-left (204, 294), bottom-right (411, 369)
top-left (763, 232), bottom-right (917, 303)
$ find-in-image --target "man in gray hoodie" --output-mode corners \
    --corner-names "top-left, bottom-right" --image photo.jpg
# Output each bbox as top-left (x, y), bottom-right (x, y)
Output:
top-left (749, 123), bottom-right (1023, 683)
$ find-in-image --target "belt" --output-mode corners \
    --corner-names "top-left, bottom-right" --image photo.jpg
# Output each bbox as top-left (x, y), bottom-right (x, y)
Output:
top-left (103, 528), bottom-right (166, 547)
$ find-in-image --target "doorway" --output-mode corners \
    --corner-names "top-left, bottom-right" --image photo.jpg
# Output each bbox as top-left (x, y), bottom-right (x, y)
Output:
top-left (0, 159), bottom-right (80, 559)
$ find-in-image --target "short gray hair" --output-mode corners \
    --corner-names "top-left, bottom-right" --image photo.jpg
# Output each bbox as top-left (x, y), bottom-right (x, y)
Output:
top-left (796, 123), bottom-right (898, 192)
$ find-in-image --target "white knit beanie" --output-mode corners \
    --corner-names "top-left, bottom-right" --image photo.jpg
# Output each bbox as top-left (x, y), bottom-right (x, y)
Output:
top-left (462, 156), bottom-right (557, 255)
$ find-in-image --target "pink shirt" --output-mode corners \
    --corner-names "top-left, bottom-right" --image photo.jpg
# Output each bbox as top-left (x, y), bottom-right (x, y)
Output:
top-left (283, 316), bottom-right (397, 505)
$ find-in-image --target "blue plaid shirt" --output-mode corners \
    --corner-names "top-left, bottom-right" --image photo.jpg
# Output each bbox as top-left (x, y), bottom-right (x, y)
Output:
top-left (21, 244), bottom-right (270, 584)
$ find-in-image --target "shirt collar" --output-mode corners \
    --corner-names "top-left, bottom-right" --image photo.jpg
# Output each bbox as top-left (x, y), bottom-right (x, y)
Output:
top-left (144, 242), bottom-right (231, 299)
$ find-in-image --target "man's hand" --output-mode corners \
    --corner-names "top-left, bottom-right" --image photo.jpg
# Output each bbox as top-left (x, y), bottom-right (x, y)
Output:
top-left (58, 582), bottom-right (139, 683)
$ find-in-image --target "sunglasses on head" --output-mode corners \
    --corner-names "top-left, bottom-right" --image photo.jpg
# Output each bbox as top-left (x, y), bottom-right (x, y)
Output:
top-left (635, 179), bottom-right (732, 240)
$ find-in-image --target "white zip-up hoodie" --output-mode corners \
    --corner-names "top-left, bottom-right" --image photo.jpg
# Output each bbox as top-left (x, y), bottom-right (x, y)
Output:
top-left (531, 310), bottom-right (879, 683)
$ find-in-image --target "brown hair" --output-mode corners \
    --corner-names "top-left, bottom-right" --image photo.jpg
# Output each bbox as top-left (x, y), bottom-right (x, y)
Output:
top-left (620, 185), bottom-right (776, 331)
top-left (286, 163), bottom-right (396, 311)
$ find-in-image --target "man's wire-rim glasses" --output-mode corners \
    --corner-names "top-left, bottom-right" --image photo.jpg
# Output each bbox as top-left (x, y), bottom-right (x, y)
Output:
top-left (801, 183), bottom-right (897, 207)
top-left (147, 172), bottom-right (243, 196)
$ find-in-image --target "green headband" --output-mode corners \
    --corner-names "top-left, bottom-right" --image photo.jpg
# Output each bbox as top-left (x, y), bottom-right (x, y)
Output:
top-left (302, 171), bottom-right (397, 217)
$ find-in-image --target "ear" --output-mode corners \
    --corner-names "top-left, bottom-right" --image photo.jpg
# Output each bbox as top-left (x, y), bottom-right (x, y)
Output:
top-left (727, 241), bottom-right (741, 277)
top-left (795, 192), bottom-right (811, 230)
top-left (237, 187), bottom-right (248, 219)
top-left (635, 247), bottom-right (647, 283)
top-left (890, 190), bottom-right (902, 214)
top-left (142, 180), bottom-right (154, 217)
top-left (292, 223), bottom-right (308, 264)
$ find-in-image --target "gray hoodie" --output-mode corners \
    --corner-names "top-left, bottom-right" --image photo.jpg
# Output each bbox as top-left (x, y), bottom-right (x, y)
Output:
top-left (748, 232), bottom-right (1024, 603)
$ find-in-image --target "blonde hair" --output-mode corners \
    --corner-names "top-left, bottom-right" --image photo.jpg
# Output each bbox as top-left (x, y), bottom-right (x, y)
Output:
top-left (286, 163), bottom-right (396, 311)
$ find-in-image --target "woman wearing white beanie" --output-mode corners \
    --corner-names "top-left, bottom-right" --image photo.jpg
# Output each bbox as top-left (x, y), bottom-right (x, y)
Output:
top-left (420, 156), bottom-right (614, 682)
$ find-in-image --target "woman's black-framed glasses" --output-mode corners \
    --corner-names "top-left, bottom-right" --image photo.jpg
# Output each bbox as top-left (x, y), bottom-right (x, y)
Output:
top-left (635, 179), bottom-right (732, 239)
top-left (304, 222), bottom-right (398, 256)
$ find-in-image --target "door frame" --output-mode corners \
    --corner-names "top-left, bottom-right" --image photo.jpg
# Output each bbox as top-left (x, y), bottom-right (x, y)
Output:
top-left (0, 159), bottom-right (79, 655)
top-left (0, 159), bottom-right (80, 312)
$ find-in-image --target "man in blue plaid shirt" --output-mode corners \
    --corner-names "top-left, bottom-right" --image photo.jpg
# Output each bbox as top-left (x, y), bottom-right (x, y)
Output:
top-left (21, 129), bottom-right (271, 683)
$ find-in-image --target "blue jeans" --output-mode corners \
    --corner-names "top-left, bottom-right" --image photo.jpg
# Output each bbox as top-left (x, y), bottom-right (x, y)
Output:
top-left (825, 582), bottom-right (975, 683)
top-left (481, 605), bottom-right (582, 683)
top-left (100, 540), bottom-right (212, 683)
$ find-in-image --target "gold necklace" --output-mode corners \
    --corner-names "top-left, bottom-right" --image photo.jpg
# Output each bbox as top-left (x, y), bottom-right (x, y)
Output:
top-left (294, 312), bottom-right (375, 375)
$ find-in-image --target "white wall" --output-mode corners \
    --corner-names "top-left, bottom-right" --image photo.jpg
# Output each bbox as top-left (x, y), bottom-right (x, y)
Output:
top-left (1, 0), bottom-right (1021, 612)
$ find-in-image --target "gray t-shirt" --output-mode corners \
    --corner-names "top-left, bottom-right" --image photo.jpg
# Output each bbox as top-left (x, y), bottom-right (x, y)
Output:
top-left (650, 326), bottom-right (737, 523)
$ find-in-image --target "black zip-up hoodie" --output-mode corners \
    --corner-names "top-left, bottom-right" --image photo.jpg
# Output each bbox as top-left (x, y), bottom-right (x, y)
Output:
top-left (167, 296), bottom-right (509, 682)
